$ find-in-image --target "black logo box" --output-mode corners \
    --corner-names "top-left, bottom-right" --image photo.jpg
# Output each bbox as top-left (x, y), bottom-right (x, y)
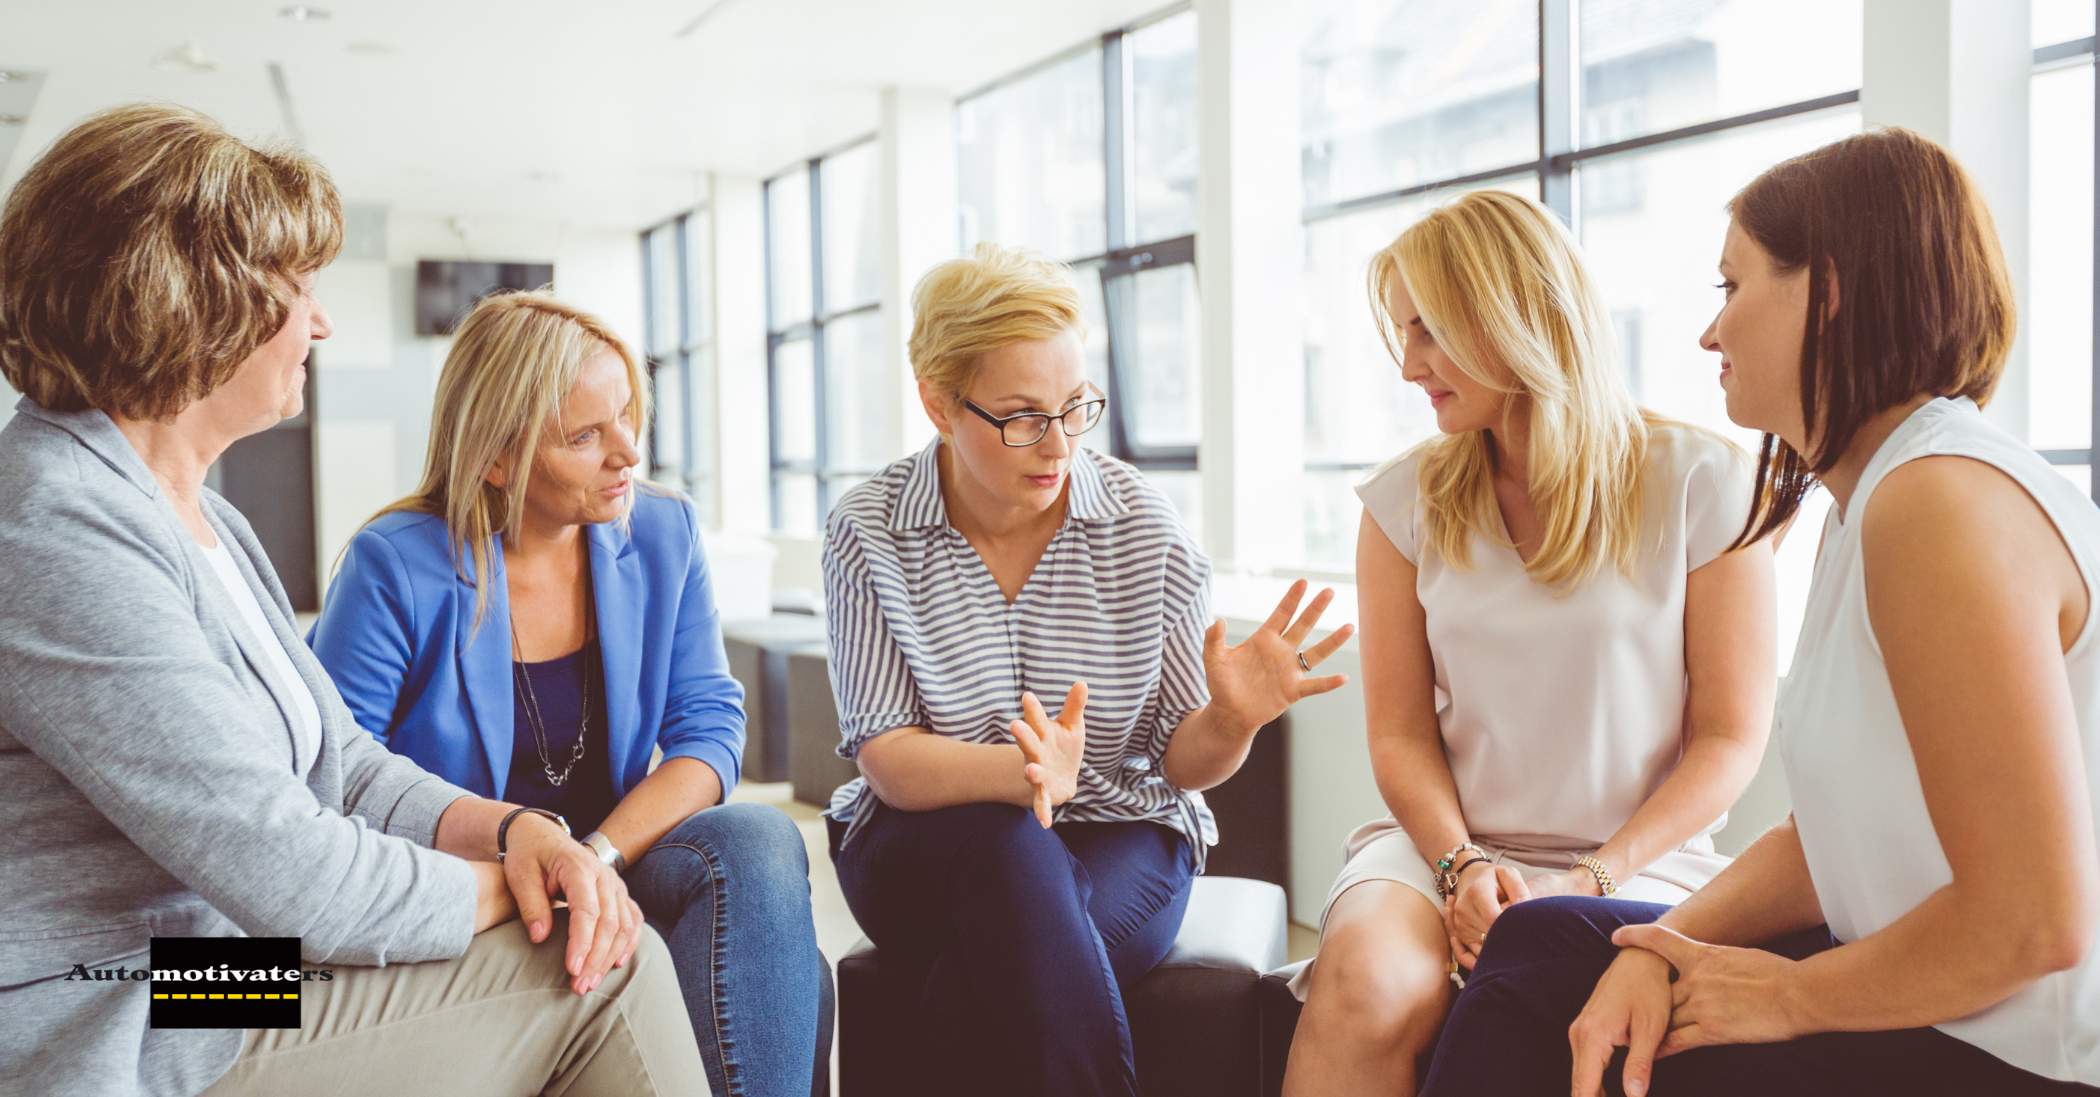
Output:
top-left (149, 937), bottom-right (303, 1030)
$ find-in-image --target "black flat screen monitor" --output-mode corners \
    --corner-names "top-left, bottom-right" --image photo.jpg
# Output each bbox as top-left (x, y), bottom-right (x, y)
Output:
top-left (414, 260), bottom-right (554, 335)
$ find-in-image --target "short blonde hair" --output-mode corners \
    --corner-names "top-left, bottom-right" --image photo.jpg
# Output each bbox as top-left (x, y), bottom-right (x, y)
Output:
top-left (0, 104), bottom-right (343, 420)
top-left (364, 290), bottom-right (650, 627)
top-left (908, 243), bottom-right (1083, 395)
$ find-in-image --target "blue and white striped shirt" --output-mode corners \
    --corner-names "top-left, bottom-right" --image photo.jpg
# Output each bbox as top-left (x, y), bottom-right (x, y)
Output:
top-left (822, 438), bottom-right (1219, 869)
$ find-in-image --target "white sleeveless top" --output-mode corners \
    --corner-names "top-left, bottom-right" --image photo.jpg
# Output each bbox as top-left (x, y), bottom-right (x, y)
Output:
top-left (1778, 397), bottom-right (2100, 1084)
top-left (1356, 421), bottom-right (1754, 860)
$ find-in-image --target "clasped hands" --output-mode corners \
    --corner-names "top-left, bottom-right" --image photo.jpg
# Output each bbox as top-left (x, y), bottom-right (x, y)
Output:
top-left (470, 815), bottom-right (644, 997)
top-left (1008, 580), bottom-right (1353, 829)
top-left (1443, 861), bottom-right (1599, 971)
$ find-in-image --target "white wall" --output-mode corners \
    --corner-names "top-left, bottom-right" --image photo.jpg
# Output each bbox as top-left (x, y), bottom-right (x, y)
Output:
top-left (310, 207), bottom-right (644, 588)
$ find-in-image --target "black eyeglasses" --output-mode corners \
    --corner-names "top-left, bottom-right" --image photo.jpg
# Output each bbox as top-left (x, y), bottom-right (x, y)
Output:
top-left (962, 389), bottom-right (1108, 448)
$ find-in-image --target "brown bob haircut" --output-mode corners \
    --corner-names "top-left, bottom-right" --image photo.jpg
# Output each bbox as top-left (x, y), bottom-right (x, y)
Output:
top-left (1728, 126), bottom-right (2016, 548)
top-left (0, 104), bottom-right (344, 421)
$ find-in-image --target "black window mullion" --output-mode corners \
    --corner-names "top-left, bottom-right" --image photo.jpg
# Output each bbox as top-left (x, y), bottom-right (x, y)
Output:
top-left (808, 158), bottom-right (830, 528)
top-left (1539, 0), bottom-right (1576, 222)
top-left (1104, 29), bottom-right (1132, 253)
top-left (1101, 266), bottom-right (1137, 460)
top-left (671, 213), bottom-right (693, 481)
top-left (640, 226), bottom-right (662, 466)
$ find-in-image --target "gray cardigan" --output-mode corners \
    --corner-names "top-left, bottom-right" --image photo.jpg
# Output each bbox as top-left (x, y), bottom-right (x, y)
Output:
top-left (0, 400), bottom-right (478, 1097)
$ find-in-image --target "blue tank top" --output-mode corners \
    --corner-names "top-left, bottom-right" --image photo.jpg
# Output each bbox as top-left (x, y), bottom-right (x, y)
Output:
top-left (507, 639), bottom-right (616, 833)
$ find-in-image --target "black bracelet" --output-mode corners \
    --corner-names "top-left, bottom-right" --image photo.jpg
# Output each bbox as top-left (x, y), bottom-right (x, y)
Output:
top-left (496, 807), bottom-right (569, 862)
top-left (1451, 855), bottom-right (1493, 884)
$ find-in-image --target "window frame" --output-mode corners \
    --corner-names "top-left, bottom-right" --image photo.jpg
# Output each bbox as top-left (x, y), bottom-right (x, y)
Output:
top-left (1300, 3), bottom-right (2100, 514)
top-left (638, 207), bottom-right (718, 523)
top-left (764, 136), bottom-right (884, 533)
top-left (2032, 28), bottom-right (2100, 493)
top-left (957, 5), bottom-right (1204, 480)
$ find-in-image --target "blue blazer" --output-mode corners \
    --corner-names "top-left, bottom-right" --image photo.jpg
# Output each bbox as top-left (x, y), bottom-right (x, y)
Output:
top-left (308, 486), bottom-right (746, 803)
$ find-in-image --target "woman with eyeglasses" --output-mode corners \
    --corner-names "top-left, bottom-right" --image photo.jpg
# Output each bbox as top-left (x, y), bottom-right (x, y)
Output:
top-left (820, 243), bottom-right (1350, 1097)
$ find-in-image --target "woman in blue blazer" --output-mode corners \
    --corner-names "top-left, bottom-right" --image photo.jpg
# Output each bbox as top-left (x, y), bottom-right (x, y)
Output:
top-left (311, 290), bottom-right (830, 1097)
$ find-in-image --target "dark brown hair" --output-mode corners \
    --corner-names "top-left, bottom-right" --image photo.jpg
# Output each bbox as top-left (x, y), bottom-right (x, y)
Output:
top-left (1727, 126), bottom-right (2016, 547)
top-left (0, 104), bottom-right (343, 420)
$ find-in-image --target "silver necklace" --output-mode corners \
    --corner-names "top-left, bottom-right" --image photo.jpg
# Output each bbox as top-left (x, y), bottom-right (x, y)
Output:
top-left (511, 626), bottom-right (590, 787)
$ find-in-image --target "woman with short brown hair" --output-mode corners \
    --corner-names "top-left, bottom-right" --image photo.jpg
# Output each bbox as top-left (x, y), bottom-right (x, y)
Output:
top-left (1414, 127), bottom-right (2100, 1097)
top-left (0, 104), bottom-right (709, 1096)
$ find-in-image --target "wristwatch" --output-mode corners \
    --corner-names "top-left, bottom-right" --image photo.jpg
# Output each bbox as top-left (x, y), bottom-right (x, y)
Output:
top-left (581, 831), bottom-right (627, 873)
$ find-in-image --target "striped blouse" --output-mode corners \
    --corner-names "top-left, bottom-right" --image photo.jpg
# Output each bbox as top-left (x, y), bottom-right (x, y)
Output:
top-left (822, 438), bottom-right (1219, 869)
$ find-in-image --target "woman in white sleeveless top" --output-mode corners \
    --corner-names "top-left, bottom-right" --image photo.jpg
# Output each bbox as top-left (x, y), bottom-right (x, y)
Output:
top-left (1283, 191), bottom-right (1780, 1097)
top-left (1419, 130), bottom-right (2100, 1097)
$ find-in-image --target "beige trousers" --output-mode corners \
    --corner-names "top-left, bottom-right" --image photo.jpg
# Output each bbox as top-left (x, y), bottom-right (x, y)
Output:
top-left (200, 914), bottom-right (708, 1096)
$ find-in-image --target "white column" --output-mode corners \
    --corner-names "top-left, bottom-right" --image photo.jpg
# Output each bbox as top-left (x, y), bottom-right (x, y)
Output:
top-left (878, 87), bottom-right (960, 458)
top-left (712, 172), bottom-right (774, 537)
top-left (1194, 0), bottom-right (1306, 573)
top-left (1862, 0), bottom-right (2032, 439)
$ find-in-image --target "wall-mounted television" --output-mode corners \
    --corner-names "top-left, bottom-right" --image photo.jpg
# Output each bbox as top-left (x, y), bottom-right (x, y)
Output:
top-left (414, 260), bottom-right (554, 335)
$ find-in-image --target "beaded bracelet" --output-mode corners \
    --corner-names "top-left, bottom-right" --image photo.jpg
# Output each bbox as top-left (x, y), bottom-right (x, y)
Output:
top-left (1434, 842), bottom-right (1486, 898)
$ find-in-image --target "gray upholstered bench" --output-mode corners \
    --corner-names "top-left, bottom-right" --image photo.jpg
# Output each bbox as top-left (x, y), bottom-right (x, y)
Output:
top-left (837, 875), bottom-right (1289, 1096)
top-left (786, 646), bottom-right (860, 807)
top-left (720, 615), bottom-right (828, 784)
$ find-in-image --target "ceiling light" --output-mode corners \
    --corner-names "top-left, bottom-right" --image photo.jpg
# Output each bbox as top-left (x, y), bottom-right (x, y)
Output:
top-left (0, 71), bottom-right (27, 83)
top-left (153, 43), bottom-right (220, 73)
top-left (0, 115), bottom-right (27, 126)
top-left (280, 5), bottom-right (332, 21)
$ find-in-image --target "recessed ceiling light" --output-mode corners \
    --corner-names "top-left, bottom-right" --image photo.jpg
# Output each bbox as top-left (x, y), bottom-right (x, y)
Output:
top-left (153, 43), bottom-right (219, 73)
top-left (280, 5), bottom-right (332, 21)
top-left (0, 115), bottom-right (27, 126)
top-left (0, 71), bottom-right (27, 83)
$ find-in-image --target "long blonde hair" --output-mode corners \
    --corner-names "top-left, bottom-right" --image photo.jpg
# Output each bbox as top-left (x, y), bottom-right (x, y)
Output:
top-left (1369, 190), bottom-right (1653, 589)
top-left (363, 290), bottom-right (650, 626)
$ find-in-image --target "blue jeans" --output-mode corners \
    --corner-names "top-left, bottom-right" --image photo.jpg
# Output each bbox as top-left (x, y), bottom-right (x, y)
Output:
top-left (830, 803), bottom-right (1196, 1097)
top-left (1420, 896), bottom-right (2095, 1097)
top-left (625, 802), bottom-right (834, 1097)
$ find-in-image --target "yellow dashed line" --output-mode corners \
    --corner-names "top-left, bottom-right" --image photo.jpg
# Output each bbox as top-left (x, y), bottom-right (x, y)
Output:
top-left (155, 990), bottom-right (301, 1001)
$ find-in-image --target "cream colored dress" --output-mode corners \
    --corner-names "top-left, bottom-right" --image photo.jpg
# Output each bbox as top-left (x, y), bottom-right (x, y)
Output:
top-left (1292, 422), bottom-right (1754, 997)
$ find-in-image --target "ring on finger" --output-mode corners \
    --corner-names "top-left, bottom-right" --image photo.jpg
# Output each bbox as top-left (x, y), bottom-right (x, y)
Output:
top-left (1296, 650), bottom-right (1312, 673)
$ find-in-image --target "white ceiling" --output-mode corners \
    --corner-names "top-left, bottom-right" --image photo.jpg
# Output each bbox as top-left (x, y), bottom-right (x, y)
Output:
top-left (1, 0), bottom-right (1180, 230)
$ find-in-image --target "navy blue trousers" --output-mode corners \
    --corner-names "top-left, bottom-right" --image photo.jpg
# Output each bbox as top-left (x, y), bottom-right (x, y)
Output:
top-left (831, 803), bottom-right (1195, 1097)
top-left (1420, 897), bottom-right (2094, 1097)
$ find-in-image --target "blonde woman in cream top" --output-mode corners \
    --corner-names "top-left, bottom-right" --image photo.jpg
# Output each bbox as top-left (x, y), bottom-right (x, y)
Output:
top-left (1424, 128), bottom-right (2100, 1097)
top-left (1282, 191), bottom-right (1778, 1097)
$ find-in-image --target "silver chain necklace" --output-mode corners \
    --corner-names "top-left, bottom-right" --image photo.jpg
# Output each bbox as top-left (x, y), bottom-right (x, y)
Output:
top-left (511, 625), bottom-right (590, 788)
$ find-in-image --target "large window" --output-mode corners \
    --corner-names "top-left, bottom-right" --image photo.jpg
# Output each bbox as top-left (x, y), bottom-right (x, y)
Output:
top-left (958, 8), bottom-right (1204, 524)
top-left (765, 139), bottom-right (885, 534)
top-left (1298, 0), bottom-right (1875, 675)
top-left (640, 208), bottom-right (717, 522)
top-left (2032, 7), bottom-right (2098, 494)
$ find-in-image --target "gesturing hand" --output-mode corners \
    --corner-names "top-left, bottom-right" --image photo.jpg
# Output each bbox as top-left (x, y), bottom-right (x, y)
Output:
top-left (1012, 682), bottom-right (1088, 828)
top-left (1204, 579), bottom-right (1355, 734)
